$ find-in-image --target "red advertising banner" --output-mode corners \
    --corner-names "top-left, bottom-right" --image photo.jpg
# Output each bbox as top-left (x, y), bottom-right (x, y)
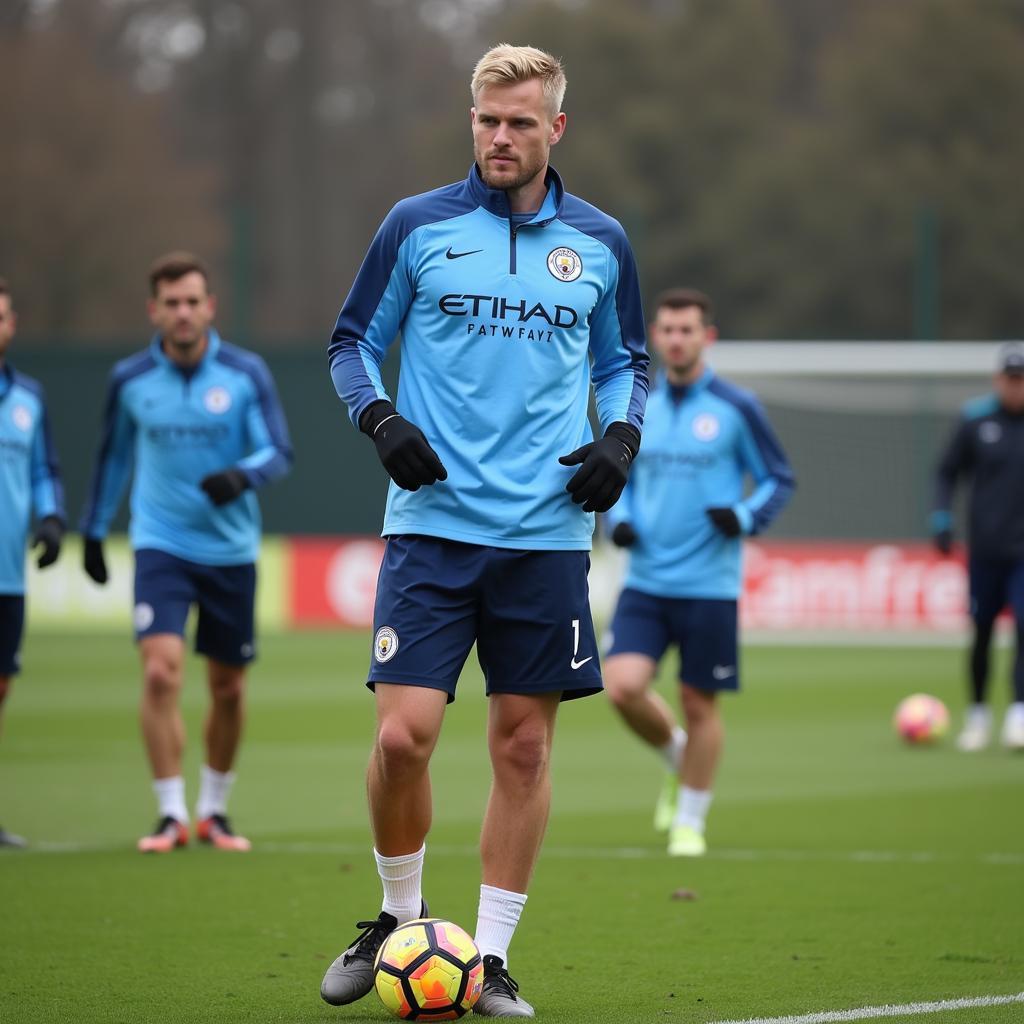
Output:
top-left (289, 537), bottom-right (385, 627)
top-left (741, 542), bottom-right (967, 631)
top-left (286, 538), bottom-right (971, 632)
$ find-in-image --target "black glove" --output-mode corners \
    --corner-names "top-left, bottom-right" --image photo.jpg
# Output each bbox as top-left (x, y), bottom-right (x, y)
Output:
top-left (706, 506), bottom-right (743, 538)
top-left (558, 423), bottom-right (640, 514)
top-left (32, 515), bottom-right (64, 569)
top-left (934, 529), bottom-right (953, 556)
top-left (83, 537), bottom-right (108, 585)
top-left (360, 400), bottom-right (447, 492)
top-left (610, 522), bottom-right (638, 548)
top-left (200, 468), bottom-right (250, 507)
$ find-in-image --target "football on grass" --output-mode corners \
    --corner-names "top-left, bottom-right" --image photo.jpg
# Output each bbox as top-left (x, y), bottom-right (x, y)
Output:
top-left (894, 693), bottom-right (949, 744)
top-left (374, 918), bottom-right (484, 1020)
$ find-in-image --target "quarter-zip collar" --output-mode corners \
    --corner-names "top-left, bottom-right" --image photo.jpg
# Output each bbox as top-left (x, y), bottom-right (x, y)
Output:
top-left (150, 328), bottom-right (222, 377)
top-left (466, 163), bottom-right (564, 225)
top-left (657, 365), bottom-right (715, 403)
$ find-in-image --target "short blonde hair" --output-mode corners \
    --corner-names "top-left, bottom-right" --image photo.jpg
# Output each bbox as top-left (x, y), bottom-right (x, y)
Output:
top-left (471, 44), bottom-right (566, 117)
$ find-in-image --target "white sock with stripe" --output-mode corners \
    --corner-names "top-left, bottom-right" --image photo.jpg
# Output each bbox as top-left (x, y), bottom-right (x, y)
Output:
top-left (475, 884), bottom-right (527, 967)
top-left (375, 844), bottom-right (426, 924)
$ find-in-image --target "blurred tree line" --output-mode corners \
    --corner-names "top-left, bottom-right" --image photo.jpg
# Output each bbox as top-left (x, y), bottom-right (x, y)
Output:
top-left (3, 0), bottom-right (1023, 343)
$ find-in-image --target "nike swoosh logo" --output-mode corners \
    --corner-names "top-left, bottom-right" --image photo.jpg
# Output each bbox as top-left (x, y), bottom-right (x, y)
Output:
top-left (570, 656), bottom-right (593, 670)
top-left (446, 247), bottom-right (483, 260)
top-left (712, 665), bottom-right (736, 680)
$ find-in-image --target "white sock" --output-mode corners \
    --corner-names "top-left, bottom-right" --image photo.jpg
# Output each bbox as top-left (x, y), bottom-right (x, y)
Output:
top-left (966, 703), bottom-right (992, 726)
top-left (674, 786), bottom-right (712, 833)
top-left (659, 726), bottom-right (687, 770)
top-left (153, 776), bottom-right (188, 824)
top-left (475, 884), bottom-right (527, 967)
top-left (1005, 702), bottom-right (1024, 722)
top-left (375, 845), bottom-right (425, 924)
top-left (196, 765), bottom-right (236, 819)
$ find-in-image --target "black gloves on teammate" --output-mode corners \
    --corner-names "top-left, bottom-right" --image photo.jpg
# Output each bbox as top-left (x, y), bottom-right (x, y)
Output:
top-left (610, 522), bottom-right (638, 548)
top-left (559, 422), bottom-right (640, 514)
top-left (32, 515), bottom-right (64, 569)
top-left (83, 538), bottom-right (108, 585)
top-left (933, 529), bottom-right (953, 556)
top-left (360, 400), bottom-right (448, 492)
top-left (200, 468), bottom-right (250, 507)
top-left (706, 506), bottom-right (743, 538)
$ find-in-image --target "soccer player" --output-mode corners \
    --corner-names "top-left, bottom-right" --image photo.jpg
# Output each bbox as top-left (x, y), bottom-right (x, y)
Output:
top-left (321, 45), bottom-right (648, 1017)
top-left (0, 277), bottom-right (65, 848)
top-left (931, 341), bottom-right (1024, 752)
top-left (79, 252), bottom-right (293, 853)
top-left (603, 288), bottom-right (794, 857)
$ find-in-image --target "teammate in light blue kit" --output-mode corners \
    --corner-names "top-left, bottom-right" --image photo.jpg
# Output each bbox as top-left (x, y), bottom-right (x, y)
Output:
top-left (80, 253), bottom-right (292, 854)
top-left (321, 46), bottom-right (648, 1017)
top-left (604, 289), bottom-right (794, 857)
top-left (0, 277), bottom-right (65, 848)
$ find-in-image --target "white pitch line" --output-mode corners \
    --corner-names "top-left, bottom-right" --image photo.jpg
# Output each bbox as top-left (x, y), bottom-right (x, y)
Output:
top-left (20, 840), bottom-right (1024, 867)
top-left (710, 991), bottom-right (1024, 1024)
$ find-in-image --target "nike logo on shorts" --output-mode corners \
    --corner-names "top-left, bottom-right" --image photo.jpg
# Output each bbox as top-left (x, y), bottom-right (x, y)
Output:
top-left (445, 247), bottom-right (483, 260)
top-left (712, 665), bottom-right (736, 680)
top-left (570, 656), bottom-right (593, 670)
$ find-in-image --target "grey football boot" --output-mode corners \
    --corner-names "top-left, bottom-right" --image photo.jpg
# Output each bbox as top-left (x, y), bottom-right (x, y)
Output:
top-left (473, 956), bottom-right (534, 1017)
top-left (320, 899), bottom-right (428, 1006)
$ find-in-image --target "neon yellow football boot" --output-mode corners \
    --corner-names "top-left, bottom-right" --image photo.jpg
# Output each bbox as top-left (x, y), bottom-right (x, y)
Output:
top-left (667, 824), bottom-right (707, 857)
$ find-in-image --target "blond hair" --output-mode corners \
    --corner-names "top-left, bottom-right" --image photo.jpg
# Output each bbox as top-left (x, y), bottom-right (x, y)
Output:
top-left (471, 44), bottom-right (566, 117)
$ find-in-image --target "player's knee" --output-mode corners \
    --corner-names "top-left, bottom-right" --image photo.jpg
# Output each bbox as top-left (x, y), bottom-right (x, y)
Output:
top-left (681, 687), bottom-right (717, 726)
top-left (493, 720), bottom-right (549, 783)
top-left (142, 657), bottom-right (182, 701)
top-left (210, 672), bottom-right (245, 706)
top-left (604, 672), bottom-right (647, 710)
top-left (376, 719), bottom-right (432, 775)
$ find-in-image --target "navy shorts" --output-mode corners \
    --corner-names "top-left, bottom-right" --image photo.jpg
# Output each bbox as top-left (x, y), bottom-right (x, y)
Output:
top-left (605, 587), bottom-right (739, 692)
top-left (133, 548), bottom-right (257, 666)
top-left (0, 595), bottom-right (26, 677)
top-left (969, 557), bottom-right (1024, 627)
top-left (368, 535), bottom-right (602, 703)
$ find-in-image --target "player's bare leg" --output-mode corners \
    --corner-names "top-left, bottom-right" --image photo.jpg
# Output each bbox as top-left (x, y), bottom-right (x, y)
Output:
top-left (603, 653), bottom-right (672, 746)
top-left (137, 634), bottom-right (189, 851)
top-left (472, 692), bottom-right (559, 1017)
top-left (140, 634), bottom-right (186, 778)
top-left (669, 682), bottom-right (722, 856)
top-left (0, 674), bottom-right (24, 847)
top-left (604, 653), bottom-right (687, 831)
top-left (369, 683), bottom-right (447, 855)
top-left (196, 659), bottom-right (250, 850)
top-left (322, 683), bottom-right (446, 1006)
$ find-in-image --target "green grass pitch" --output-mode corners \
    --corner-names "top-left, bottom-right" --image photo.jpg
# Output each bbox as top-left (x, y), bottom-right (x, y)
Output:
top-left (2, 631), bottom-right (1022, 1023)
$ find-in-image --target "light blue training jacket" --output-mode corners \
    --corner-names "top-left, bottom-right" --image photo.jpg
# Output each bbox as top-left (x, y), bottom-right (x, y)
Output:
top-left (329, 164), bottom-right (650, 550)
top-left (80, 330), bottom-right (292, 565)
top-left (0, 364), bottom-right (65, 593)
top-left (606, 369), bottom-right (795, 599)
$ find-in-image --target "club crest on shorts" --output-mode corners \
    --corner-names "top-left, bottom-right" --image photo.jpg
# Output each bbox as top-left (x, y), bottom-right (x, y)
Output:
top-left (203, 386), bottom-right (232, 414)
top-left (11, 404), bottom-right (32, 433)
top-left (547, 246), bottom-right (582, 282)
top-left (133, 602), bottom-right (155, 631)
top-left (374, 626), bottom-right (399, 663)
top-left (692, 413), bottom-right (720, 441)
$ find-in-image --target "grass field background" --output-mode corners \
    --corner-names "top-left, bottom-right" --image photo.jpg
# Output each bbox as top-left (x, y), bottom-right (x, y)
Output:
top-left (2, 630), bottom-right (1022, 1023)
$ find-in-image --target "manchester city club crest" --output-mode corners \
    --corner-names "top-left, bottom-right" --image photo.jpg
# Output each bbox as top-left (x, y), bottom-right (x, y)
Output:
top-left (546, 246), bottom-right (582, 282)
top-left (204, 385), bottom-right (232, 414)
top-left (692, 413), bottom-right (720, 441)
top-left (374, 626), bottom-right (399, 663)
top-left (11, 404), bottom-right (32, 432)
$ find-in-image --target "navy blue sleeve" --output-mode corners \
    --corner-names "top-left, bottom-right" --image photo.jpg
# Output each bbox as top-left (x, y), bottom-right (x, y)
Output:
top-left (931, 417), bottom-right (973, 533)
top-left (79, 365), bottom-right (139, 539)
top-left (732, 392), bottom-right (796, 535)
